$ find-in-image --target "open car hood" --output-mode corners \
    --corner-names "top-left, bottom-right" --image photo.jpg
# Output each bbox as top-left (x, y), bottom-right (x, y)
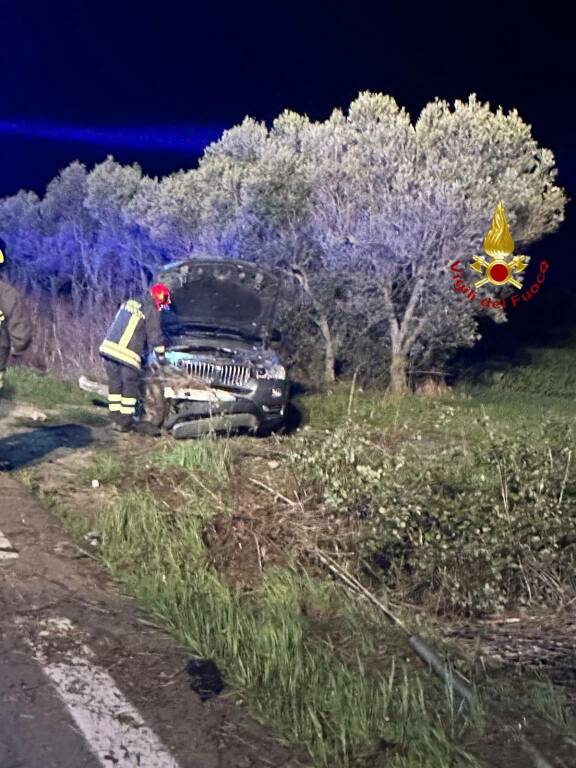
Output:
top-left (156, 259), bottom-right (281, 344)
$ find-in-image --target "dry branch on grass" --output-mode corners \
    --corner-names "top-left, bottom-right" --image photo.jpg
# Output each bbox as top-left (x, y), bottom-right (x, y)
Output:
top-left (203, 448), bottom-right (383, 592)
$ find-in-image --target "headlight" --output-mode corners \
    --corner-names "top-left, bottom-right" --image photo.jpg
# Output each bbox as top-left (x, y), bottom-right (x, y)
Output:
top-left (266, 363), bottom-right (286, 380)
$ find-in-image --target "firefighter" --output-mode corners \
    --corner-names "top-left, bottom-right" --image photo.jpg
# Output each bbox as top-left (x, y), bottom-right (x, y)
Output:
top-left (99, 283), bottom-right (171, 434)
top-left (0, 238), bottom-right (33, 471)
top-left (0, 238), bottom-right (33, 398)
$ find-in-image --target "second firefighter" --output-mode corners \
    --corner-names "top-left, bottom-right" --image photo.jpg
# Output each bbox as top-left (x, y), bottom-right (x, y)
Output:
top-left (99, 283), bottom-right (172, 433)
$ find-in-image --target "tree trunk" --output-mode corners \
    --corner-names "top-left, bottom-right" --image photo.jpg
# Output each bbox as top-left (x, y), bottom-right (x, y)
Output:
top-left (317, 314), bottom-right (336, 384)
top-left (389, 351), bottom-right (409, 395)
top-left (289, 264), bottom-right (336, 385)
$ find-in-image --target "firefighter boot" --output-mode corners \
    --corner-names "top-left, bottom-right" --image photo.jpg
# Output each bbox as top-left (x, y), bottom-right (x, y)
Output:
top-left (131, 420), bottom-right (161, 436)
top-left (110, 412), bottom-right (132, 433)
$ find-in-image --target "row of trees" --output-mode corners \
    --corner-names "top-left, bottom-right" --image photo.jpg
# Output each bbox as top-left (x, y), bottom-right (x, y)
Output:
top-left (0, 93), bottom-right (566, 390)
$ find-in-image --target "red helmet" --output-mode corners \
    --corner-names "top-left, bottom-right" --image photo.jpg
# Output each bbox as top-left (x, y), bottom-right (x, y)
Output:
top-left (150, 283), bottom-right (171, 310)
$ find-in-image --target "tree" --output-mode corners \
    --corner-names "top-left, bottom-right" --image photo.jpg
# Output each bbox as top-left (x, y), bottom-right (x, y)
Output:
top-left (194, 95), bottom-right (565, 389)
top-left (0, 190), bottom-right (44, 290)
top-left (0, 95), bottom-right (566, 390)
top-left (194, 113), bottom-right (346, 383)
top-left (39, 162), bottom-right (99, 307)
top-left (301, 92), bottom-right (566, 392)
top-left (124, 171), bottom-right (200, 262)
top-left (84, 156), bottom-right (153, 294)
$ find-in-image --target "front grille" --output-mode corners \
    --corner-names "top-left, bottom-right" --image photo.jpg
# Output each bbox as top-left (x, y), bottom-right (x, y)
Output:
top-left (176, 359), bottom-right (252, 388)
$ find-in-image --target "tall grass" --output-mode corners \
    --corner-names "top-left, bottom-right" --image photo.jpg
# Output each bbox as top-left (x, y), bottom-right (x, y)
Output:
top-left (19, 294), bottom-right (112, 378)
top-left (296, 380), bottom-right (576, 435)
top-left (456, 331), bottom-right (576, 399)
top-left (153, 438), bottom-right (231, 478)
top-left (88, 441), bottom-right (476, 768)
top-left (3, 365), bottom-right (96, 408)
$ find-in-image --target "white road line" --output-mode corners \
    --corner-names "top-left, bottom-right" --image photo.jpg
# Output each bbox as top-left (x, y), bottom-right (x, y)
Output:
top-left (27, 618), bottom-right (181, 768)
top-left (0, 529), bottom-right (19, 560)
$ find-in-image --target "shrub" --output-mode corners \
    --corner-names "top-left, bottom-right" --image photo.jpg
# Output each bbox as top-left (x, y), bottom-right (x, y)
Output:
top-left (290, 417), bottom-right (576, 614)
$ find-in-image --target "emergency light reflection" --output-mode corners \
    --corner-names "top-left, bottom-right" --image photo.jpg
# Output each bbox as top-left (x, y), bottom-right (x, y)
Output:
top-left (0, 119), bottom-right (223, 151)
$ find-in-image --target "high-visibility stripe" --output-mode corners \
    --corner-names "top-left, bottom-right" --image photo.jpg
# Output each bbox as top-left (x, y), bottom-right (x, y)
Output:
top-left (123, 299), bottom-right (144, 317)
top-left (119, 405), bottom-right (136, 415)
top-left (120, 397), bottom-right (137, 406)
top-left (99, 340), bottom-right (142, 369)
top-left (108, 394), bottom-right (122, 403)
top-left (108, 403), bottom-right (122, 412)
top-left (118, 311), bottom-right (141, 349)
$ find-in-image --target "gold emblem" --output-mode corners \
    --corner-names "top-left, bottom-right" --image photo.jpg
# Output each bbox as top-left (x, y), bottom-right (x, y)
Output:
top-left (470, 202), bottom-right (529, 289)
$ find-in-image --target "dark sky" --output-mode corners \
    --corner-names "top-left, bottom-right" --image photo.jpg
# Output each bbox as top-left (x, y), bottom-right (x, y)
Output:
top-left (2, 0), bottom-right (574, 190)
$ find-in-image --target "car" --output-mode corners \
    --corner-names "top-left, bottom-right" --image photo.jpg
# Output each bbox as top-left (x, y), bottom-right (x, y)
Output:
top-left (143, 259), bottom-right (289, 439)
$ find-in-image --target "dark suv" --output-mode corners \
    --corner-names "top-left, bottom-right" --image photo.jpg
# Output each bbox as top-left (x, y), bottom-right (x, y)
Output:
top-left (147, 259), bottom-right (289, 439)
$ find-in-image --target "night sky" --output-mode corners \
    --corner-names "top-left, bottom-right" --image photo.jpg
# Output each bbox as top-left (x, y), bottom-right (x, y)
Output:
top-left (1, 0), bottom-right (574, 322)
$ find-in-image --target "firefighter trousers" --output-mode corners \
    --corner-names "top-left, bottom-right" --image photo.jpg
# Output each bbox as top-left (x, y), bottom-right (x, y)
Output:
top-left (104, 359), bottom-right (141, 426)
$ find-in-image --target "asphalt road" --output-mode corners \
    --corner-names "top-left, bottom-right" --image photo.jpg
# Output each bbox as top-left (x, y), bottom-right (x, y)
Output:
top-left (0, 635), bottom-right (101, 768)
top-left (0, 457), bottom-right (304, 768)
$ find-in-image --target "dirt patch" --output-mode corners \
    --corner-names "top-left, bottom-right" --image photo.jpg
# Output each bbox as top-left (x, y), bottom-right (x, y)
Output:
top-left (203, 441), bottom-right (358, 587)
top-left (6, 421), bottom-right (172, 534)
top-left (202, 445), bottom-right (296, 586)
top-left (203, 508), bottom-right (293, 587)
top-left (463, 707), bottom-right (576, 768)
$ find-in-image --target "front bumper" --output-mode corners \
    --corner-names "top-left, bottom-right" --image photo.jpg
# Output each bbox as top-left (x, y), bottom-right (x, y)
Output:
top-left (163, 377), bottom-right (289, 437)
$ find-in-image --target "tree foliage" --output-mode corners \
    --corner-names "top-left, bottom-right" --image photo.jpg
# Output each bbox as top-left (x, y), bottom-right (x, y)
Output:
top-left (0, 94), bottom-right (566, 387)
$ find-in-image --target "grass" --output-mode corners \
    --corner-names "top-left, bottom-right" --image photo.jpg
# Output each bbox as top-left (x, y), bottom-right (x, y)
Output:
top-left (512, 676), bottom-right (576, 731)
top-left (290, 390), bottom-right (576, 614)
top-left (457, 329), bottom-right (576, 399)
top-left (57, 405), bottom-right (109, 426)
top-left (80, 451), bottom-right (124, 485)
top-left (296, 381), bottom-right (576, 436)
top-left (3, 365), bottom-right (96, 409)
top-left (153, 437), bottom-right (231, 477)
top-left (9, 365), bottom-right (576, 766)
top-left (70, 439), bottom-right (576, 767)
top-left (93, 487), bottom-right (476, 768)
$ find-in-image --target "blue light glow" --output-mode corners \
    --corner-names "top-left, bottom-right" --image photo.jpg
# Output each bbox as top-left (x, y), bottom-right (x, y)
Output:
top-left (0, 119), bottom-right (224, 151)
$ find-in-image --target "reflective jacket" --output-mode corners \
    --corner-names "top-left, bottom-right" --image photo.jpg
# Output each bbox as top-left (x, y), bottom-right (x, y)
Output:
top-left (99, 294), bottom-right (165, 370)
top-left (0, 279), bottom-right (33, 372)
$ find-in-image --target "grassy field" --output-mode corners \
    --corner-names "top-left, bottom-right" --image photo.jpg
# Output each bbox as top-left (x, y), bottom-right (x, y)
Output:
top-left (7, 359), bottom-right (576, 767)
top-left (2, 365), bottom-right (96, 408)
top-left (41, 440), bottom-right (496, 766)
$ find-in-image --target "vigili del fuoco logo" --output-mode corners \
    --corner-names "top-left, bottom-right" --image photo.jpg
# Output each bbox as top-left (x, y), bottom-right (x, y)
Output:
top-left (450, 201), bottom-right (549, 309)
